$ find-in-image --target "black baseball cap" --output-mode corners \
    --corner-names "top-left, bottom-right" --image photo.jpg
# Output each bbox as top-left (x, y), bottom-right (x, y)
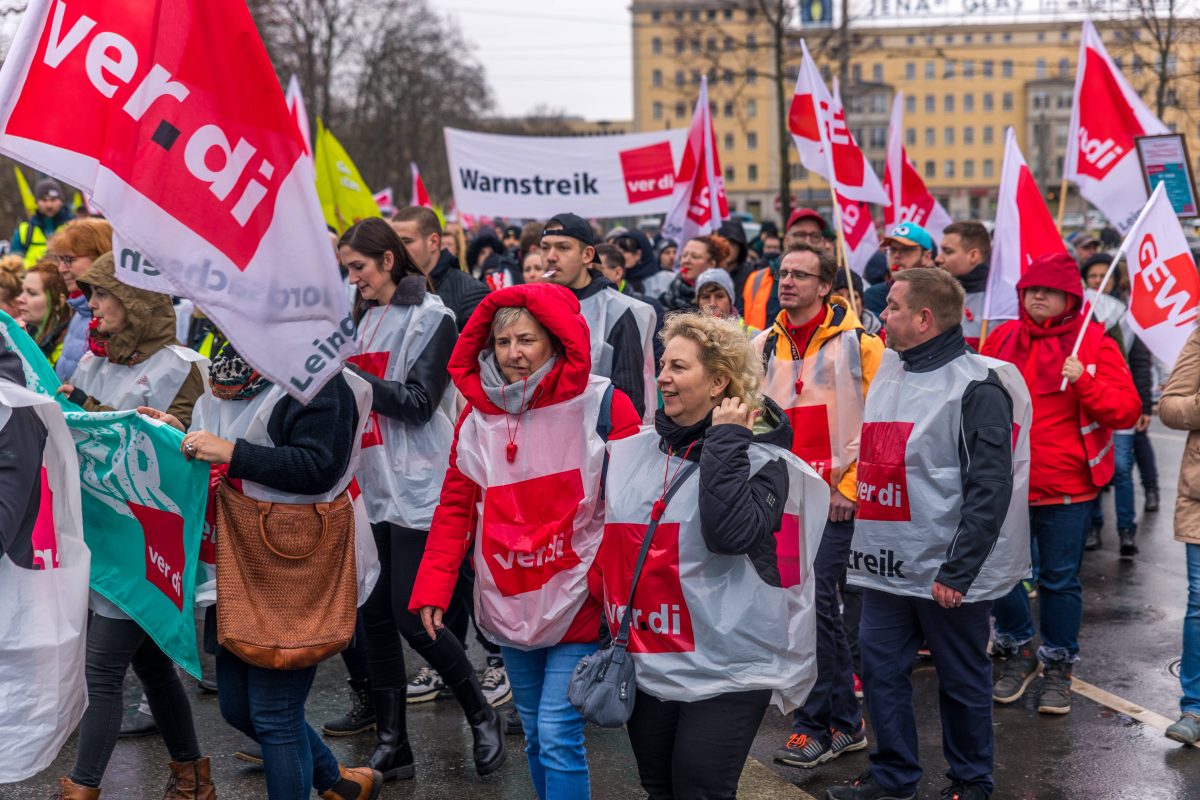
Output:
top-left (542, 213), bottom-right (595, 247)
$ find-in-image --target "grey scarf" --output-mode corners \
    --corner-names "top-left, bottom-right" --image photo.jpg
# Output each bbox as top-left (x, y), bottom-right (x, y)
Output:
top-left (478, 352), bottom-right (558, 414)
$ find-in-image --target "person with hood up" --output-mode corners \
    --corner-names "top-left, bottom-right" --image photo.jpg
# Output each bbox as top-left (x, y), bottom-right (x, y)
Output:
top-left (411, 283), bottom-right (641, 800)
top-left (608, 228), bottom-right (662, 298)
top-left (51, 255), bottom-right (212, 800)
top-left (645, 239), bottom-right (678, 300)
top-left (598, 312), bottom-right (826, 800)
top-left (982, 251), bottom-right (1141, 716)
top-left (338, 218), bottom-right (506, 782)
top-left (467, 229), bottom-right (506, 284)
top-left (718, 218), bottom-right (754, 311)
top-left (694, 268), bottom-right (759, 337)
top-left (45, 218), bottom-right (112, 381)
top-left (11, 177), bottom-right (74, 267)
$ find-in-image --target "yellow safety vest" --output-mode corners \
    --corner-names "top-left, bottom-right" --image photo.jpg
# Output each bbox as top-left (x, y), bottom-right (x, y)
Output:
top-left (16, 221), bottom-right (49, 268)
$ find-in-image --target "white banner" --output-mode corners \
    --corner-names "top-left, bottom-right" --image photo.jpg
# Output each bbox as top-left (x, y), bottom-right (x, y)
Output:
top-left (445, 127), bottom-right (687, 218)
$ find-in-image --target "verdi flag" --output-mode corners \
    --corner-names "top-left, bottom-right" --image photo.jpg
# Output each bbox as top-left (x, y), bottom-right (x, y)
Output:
top-left (315, 119), bottom-right (381, 233)
top-left (411, 162), bottom-right (432, 208)
top-left (884, 92), bottom-right (953, 242)
top-left (285, 74), bottom-right (312, 157)
top-left (661, 76), bottom-right (728, 246)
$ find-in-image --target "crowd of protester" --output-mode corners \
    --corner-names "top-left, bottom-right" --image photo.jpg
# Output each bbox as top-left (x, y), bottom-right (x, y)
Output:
top-left (6, 175), bottom-right (1200, 800)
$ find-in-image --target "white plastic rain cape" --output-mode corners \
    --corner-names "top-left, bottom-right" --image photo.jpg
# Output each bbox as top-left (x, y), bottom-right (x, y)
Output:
top-left (350, 297), bottom-right (457, 529)
top-left (191, 370), bottom-right (379, 607)
top-left (598, 429), bottom-right (829, 712)
top-left (0, 380), bottom-right (90, 783)
top-left (848, 351), bottom-right (1031, 601)
top-left (71, 344), bottom-right (207, 411)
top-left (578, 290), bottom-right (657, 422)
top-left (755, 325), bottom-right (863, 488)
top-left (455, 377), bottom-right (611, 649)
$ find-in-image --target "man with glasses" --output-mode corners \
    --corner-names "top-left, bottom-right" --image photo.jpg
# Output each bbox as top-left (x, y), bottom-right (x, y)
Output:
top-left (863, 222), bottom-right (936, 317)
top-left (744, 208), bottom-right (828, 330)
top-left (756, 243), bottom-right (883, 772)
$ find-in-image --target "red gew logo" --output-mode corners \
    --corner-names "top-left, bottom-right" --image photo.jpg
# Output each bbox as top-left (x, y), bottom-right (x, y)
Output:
top-left (619, 141), bottom-right (675, 204)
top-left (481, 470), bottom-right (584, 597)
top-left (597, 521), bottom-right (695, 653)
top-left (4, 0), bottom-right (306, 269)
top-left (786, 405), bottom-right (833, 484)
top-left (347, 351), bottom-right (390, 448)
top-left (128, 501), bottom-right (186, 610)
top-left (1131, 233), bottom-right (1200, 329)
top-left (856, 421), bottom-right (913, 522)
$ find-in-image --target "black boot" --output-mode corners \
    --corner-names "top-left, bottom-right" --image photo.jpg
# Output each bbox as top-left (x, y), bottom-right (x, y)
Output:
top-left (449, 674), bottom-right (506, 775)
top-left (368, 689), bottom-right (415, 781)
top-left (1145, 487), bottom-right (1160, 513)
top-left (1119, 527), bottom-right (1139, 558)
top-left (1084, 525), bottom-right (1101, 551)
top-left (321, 678), bottom-right (376, 737)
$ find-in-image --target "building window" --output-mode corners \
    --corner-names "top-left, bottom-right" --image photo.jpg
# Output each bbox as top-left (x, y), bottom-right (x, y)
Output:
top-left (652, 70), bottom-right (662, 87)
top-left (1060, 28), bottom-right (1069, 41)
top-left (964, 60), bottom-right (974, 78)
top-left (747, 34), bottom-right (757, 51)
top-left (675, 102), bottom-right (686, 119)
top-left (724, 36), bottom-right (734, 51)
top-left (653, 102), bottom-right (663, 120)
top-left (982, 60), bottom-right (994, 78)
top-left (965, 34), bottom-right (974, 44)
top-left (747, 132), bottom-right (758, 149)
top-left (944, 127), bottom-right (955, 145)
top-left (945, 34), bottom-right (954, 44)
top-left (907, 35), bottom-right (915, 45)
top-left (674, 38), bottom-right (684, 55)
top-left (925, 127), bottom-right (936, 146)
top-left (925, 160), bottom-right (936, 179)
top-left (724, 101), bottom-right (734, 117)
top-left (706, 37), bottom-right (717, 52)
top-left (725, 166), bottom-right (735, 182)
top-left (1036, 59), bottom-right (1046, 78)
top-left (724, 133), bottom-right (734, 150)
top-left (691, 9), bottom-right (700, 20)
top-left (691, 70), bottom-right (701, 85)
top-left (984, 33), bottom-right (993, 43)
top-left (1002, 60), bottom-right (1013, 78)
top-left (724, 8), bottom-right (733, 19)
top-left (964, 160), bottom-right (975, 179)
top-left (906, 128), bottom-right (916, 146)
top-left (964, 94), bottom-right (974, 113)
top-left (872, 63), bottom-right (883, 82)
top-left (675, 70), bottom-right (684, 87)
top-left (983, 159), bottom-right (994, 178)
top-left (1037, 31), bottom-right (1045, 42)
top-left (1133, 55), bottom-right (1144, 75)
top-left (652, 37), bottom-right (662, 54)
top-left (906, 94), bottom-right (916, 114)
top-left (983, 126), bottom-right (994, 144)
top-left (944, 94), bottom-right (955, 113)
top-left (870, 126), bottom-right (886, 148)
top-left (1059, 58), bottom-right (1070, 78)
top-left (690, 37), bottom-right (700, 54)
top-left (983, 93), bottom-right (994, 111)
top-left (724, 69), bottom-right (734, 85)
top-left (747, 99), bottom-right (758, 117)
top-left (1003, 32), bottom-right (1012, 43)
top-left (944, 160), bottom-right (955, 178)
top-left (872, 92), bottom-right (887, 113)
top-left (905, 62), bottom-right (916, 80)
top-left (964, 126), bottom-right (974, 145)
top-left (748, 163), bottom-right (758, 181)
top-left (925, 61), bottom-right (935, 79)
top-left (944, 60), bottom-right (955, 79)
top-left (1002, 92), bottom-right (1013, 111)
top-left (707, 8), bottom-right (717, 20)
top-left (747, 7), bottom-right (756, 20)
top-left (747, 68), bottom-right (758, 84)
top-left (652, 10), bottom-right (661, 21)
top-left (925, 94), bottom-right (935, 113)
top-left (852, 63), bottom-right (863, 83)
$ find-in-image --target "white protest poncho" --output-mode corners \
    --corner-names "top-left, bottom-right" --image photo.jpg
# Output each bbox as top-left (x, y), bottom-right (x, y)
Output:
top-left (848, 350), bottom-right (1031, 601)
top-left (350, 296), bottom-right (457, 530)
top-left (578, 288), bottom-right (657, 422)
top-left (455, 376), bottom-right (611, 650)
top-left (0, 380), bottom-right (90, 782)
top-left (71, 345), bottom-right (206, 412)
top-left (755, 321), bottom-right (863, 489)
top-left (191, 370), bottom-right (379, 607)
top-left (598, 428), bottom-right (829, 711)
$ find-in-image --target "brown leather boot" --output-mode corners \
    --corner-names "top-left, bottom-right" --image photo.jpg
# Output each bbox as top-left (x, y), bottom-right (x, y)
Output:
top-left (162, 757), bottom-right (216, 800)
top-left (51, 777), bottom-right (100, 799)
top-left (318, 765), bottom-right (383, 800)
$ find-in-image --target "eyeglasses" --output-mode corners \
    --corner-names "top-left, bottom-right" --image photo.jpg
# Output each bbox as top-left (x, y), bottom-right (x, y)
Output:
top-left (790, 232), bottom-right (824, 243)
top-left (778, 269), bottom-right (822, 282)
top-left (56, 254), bottom-right (84, 266)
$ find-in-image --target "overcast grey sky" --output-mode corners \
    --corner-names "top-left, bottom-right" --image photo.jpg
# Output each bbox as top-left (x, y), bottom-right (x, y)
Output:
top-left (441, 1), bottom-right (634, 122)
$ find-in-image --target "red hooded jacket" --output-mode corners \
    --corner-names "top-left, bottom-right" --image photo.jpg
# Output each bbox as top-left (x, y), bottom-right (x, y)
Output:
top-left (409, 283), bottom-right (641, 644)
top-left (983, 252), bottom-right (1141, 503)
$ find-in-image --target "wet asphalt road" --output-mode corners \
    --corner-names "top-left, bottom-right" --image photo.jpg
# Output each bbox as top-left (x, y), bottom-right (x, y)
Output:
top-left (7, 423), bottom-right (1200, 799)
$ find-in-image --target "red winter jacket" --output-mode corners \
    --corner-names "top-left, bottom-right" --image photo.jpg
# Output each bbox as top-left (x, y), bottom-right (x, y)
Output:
top-left (982, 253), bottom-right (1141, 504)
top-left (409, 283), bottom-right (641, 645)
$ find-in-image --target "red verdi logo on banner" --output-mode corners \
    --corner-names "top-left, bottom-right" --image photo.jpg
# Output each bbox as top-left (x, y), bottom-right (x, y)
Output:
top-left (4, 0), bottom-right (306, 269)
top-left (619, 140), bottom-right (676, 204)
top-left (790, 93), bottom-right (866, 188)
top-left (346, 351), bottom-right (390, 448)
top-left (482, 470), bottom-right (584, 597)
top-left (786, 405), bottom-right (834, 484)
top-left (129, 500), bottom-right (186, 611)
top-left (598, 522), bottom-right (695, 653)
top-left (855, 421), bottom-right (914, 522)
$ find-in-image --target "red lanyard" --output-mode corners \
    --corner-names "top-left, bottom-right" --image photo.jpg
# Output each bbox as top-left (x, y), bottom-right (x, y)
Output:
top-left (500, 378), bottom-right (531, 463)
top-left (653, 441), bottom-right (697, 521)
top-left (360, 305), bottom-right (391, 355)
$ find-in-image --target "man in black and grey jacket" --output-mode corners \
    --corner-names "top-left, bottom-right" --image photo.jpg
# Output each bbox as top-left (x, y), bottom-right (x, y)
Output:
top-left (829, 267), bottom-right (1030, 800)
top-left (392, 206), bottom-right (489, 331)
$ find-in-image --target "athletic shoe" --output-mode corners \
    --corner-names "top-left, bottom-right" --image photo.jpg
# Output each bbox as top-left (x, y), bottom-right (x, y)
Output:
top-left (830, 721), bottom-right (868, 757)
top-left (825, 772), bottom-right (916, 800)
top-left (852, 673), bottom-right (864, 699)
top-left (940, 780), bottom-right (988, 800)
top-left (993, 645), bottom-right (1039, 704)
top-left (406, 666), bottom-right (445, 704)
top-left (1037, 663), bottom-right (1072, 715)
top-left (774, 733), bottom-right (832, 768)
top-left (1166, 712), bottom-right (1200, 744)
top-left (480, 663), bottom-right (512, 707)
top-left (1118, 528), bottom-right (1139, 558)
top-left (234, 742), bottom-right (264, 766)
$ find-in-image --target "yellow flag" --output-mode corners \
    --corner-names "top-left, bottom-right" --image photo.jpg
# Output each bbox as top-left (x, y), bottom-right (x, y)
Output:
top-left (313, 119), bottom-right (380, 234)
top-left (72, 191), bottom-right (84, 213)
top-left (14, 167), bottom-right (35, 216)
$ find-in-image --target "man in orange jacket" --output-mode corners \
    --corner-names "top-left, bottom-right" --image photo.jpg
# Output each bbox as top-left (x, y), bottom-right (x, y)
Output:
top-left (758, 243), bottom-right (884, 769)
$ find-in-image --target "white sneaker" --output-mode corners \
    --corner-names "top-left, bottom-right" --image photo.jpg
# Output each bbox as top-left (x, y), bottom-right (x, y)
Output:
top-left (406, 666), bottom-right (445, 704)
top-left (480, 663), bottom-right (512, 707)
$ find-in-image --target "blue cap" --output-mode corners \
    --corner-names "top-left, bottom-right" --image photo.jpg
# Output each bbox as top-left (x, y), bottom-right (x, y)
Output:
top-left (882, 222), bottom-right (934, 252)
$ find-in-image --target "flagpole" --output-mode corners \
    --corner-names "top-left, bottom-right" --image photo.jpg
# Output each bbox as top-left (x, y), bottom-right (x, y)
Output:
top-left (827, 186), bottom-right (855, 296)
top-left (978, 319), bottom-right (990, 351)
top-left (1055, 175), bottom-right (1069, 234)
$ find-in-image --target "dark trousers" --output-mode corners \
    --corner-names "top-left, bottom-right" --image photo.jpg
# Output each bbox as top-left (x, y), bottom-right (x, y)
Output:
top-left (338, 617), bottom-right (370, 682)
top-left (841, 584), bottom-right (864, 676)
top-left (1133, 428), bottom-right (1159, 491)
top-left (71, 614), bottom-right (200, 787)
top-left (360, 522), bottom-right (476, 694)
top-left (626, 688), bottom-right (771, 800)
top-left (792, 519), bottom-right (862, 744)
top-left (860, 589), bottom-right (994, 797)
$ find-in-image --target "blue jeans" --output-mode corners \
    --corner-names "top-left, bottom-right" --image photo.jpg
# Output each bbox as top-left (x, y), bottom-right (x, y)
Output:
top-left (993, 502), bottom-right (1092, 664)
top-left (1183, 544), bottom-right (1200, 715)
top-left (1112, 433), bottom-right (1137, 531)
top-left (501, 642), bottom-right (598, 800)
top-left (216, 649), bottom-right (341, 799)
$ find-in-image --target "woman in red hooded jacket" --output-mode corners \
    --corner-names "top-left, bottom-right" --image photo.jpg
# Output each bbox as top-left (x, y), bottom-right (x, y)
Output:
top-left (411, 283), bottom-right (640, 800)
top-left (982, 251), bottom-right (1140, 716)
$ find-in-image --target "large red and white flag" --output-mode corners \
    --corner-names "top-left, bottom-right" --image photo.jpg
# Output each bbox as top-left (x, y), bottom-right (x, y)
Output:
top-left (984, 128), bottom-right (1070, 321)
top-left (788, 41), bottom-right (888, 205)
top-left (884, 92), bottom-right (952, 242)
top-left (1065, 19), bottom-right (1168, 233)
top-left (373, 186), bottom-right (395, 215)
top-left (410, 162), bottom-right (432, 208)
top-left (0, 0), bottom-right (354, 401)
top-left (1121, 183), bottom-right (1200, 367)
top-left (285, 74), bottom-right (312, 157)
top-left (661, 76), bottom-right (728, 246)
top-left (836, 192), bottom-right (880, 275)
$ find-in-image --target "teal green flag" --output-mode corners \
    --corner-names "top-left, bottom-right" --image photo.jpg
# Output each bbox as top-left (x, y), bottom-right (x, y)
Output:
top-left (0, 311), bottom-right (206, 677)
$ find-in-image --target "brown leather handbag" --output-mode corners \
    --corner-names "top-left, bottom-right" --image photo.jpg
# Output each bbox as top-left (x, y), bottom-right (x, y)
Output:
top-left (214, 480), bottom-right (357, 670)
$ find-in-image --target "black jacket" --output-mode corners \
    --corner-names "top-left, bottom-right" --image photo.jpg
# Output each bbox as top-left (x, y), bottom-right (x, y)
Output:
top-left (429, 249), bottom-right (490, 332)
top-left (619, 280), bottom-right (665, 364)
top-left (899, 325), bottom-right (1015, 595)
top-left (622, 229), bottom-right (660, 293)
top-left (228, 373), bottom-right (359, 497)
top-left (718, 218), bottom-right (754, 312)
top-left (656, 397), bottom-right (791, 586)
top-left (1128, 337), bottom-right (1154, 416)
top-left (0, 347), bottom-right (48, 570)
top-left (658, 274), bottom-right (697, 313)
top-left (575, 270), bottom-right (649, 419)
